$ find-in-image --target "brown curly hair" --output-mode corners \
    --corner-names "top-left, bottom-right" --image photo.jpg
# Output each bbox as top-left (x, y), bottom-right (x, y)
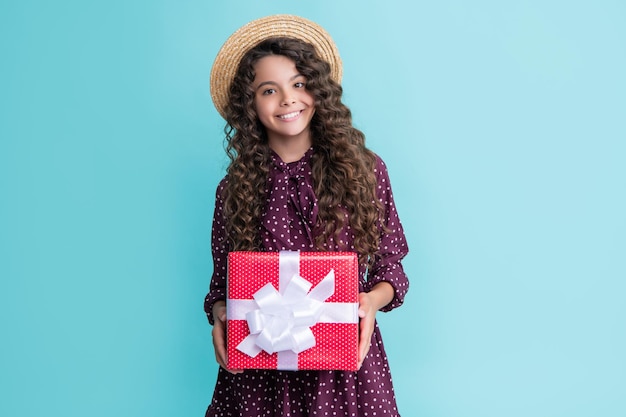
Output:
top-left (221, 37), bottom-right (385, 266)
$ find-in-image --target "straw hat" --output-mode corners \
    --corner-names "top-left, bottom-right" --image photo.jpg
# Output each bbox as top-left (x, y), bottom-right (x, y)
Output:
top-left (210, 14), bottom-right (343, 119)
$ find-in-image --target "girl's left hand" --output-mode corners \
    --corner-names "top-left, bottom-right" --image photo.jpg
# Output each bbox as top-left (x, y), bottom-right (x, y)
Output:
top-left (357, 282), bottom-right (395, 369)
top-left (357, 291), bottom-right (377, 369)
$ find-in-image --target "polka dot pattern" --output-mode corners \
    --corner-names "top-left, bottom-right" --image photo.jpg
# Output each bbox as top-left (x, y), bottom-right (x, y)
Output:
top-left (227, 251), bottom-right (359, 371)
top-left (204, 150), bottom-right (409, 416)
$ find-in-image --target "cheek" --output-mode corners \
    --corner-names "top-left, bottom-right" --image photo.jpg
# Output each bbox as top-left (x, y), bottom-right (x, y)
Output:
top-left (255, 96), bottom-right (276, 114)
top-left (253, 103), bottom-right (272, 128)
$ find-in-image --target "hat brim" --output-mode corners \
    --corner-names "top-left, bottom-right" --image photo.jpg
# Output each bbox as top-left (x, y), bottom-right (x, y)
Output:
top-left (210, 14), bottom-right (342, 119)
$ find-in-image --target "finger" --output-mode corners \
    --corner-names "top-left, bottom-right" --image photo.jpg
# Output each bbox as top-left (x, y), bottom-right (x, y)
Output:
top-left (219, 347), bottom-right (244, 374)
top-left (358, 292), bottom-right (370, 318)
top-left (358, 338), bottom-right (371, 369)
top-left (358, 316), bottom-right (374, 367)
top-left (212, 325), bottom-right (228, 368)
top-left (212, 317), bottom-right (245, 374)
top-left (358, 332), bottom-right (370, 364)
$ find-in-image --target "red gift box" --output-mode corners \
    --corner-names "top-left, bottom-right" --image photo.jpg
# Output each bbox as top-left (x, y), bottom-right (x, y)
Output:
top-left (226, 251), bottom-right (359, 371)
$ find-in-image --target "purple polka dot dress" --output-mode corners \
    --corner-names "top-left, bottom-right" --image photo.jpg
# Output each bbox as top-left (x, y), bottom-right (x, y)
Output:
top-left (204, 148), bottom-right (409, 416)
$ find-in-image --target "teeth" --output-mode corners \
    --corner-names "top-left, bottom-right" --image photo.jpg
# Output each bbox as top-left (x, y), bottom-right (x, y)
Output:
top-left (278, 111), bottom-right (300, 119)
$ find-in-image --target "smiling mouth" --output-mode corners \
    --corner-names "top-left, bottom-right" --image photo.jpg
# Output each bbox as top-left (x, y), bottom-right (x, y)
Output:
top-left (277, 110), bottom-right (303, 120)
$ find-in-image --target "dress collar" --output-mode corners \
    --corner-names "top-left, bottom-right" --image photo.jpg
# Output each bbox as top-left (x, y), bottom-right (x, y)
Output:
top-left (270, 147), bottom-right (314, 174)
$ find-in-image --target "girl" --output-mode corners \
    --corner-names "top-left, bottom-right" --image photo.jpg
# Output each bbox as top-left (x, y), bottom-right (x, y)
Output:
top-left (205, 15), bottom-right (409, 417)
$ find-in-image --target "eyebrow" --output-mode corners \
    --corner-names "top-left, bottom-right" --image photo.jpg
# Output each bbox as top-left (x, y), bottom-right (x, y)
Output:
top-left (255, 73), bottom-right (305, 91)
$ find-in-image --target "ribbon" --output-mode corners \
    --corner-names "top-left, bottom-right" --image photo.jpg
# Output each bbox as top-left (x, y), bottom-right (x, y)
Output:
top-left (227, 251), bottom-right (357, 370)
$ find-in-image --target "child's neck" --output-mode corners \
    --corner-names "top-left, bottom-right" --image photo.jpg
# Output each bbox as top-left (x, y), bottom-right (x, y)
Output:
top-left (268, 135), bottom-right (312, 163)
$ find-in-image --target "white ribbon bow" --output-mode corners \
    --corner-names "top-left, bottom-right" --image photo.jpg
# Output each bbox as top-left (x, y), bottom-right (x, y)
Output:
top-left (236, 269), bottom-right (335, 358)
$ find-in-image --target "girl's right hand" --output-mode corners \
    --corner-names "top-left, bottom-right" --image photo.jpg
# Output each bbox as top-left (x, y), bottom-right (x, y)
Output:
top-left (212, 300), bottom-right (243, 374)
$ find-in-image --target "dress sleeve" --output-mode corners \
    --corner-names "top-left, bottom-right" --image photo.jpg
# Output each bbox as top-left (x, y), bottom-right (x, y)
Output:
top-left (204, 177), bottom-right (229, 325)
top-left (364, 156), bottom-right (410, 312)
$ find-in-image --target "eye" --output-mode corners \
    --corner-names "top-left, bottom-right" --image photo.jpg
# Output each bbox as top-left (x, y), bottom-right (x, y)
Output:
top-left (262, 88), bottom-right (276, 95)
top-left (294, 82), bottom-right (305, 88)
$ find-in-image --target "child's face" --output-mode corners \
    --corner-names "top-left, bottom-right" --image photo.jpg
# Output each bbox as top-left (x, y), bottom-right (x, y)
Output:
top-left (252, 55), bottom-right (315, 148)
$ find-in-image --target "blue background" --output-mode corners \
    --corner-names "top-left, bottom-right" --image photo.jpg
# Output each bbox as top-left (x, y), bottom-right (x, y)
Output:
top-left (1, 1), bottom-right (624, 416)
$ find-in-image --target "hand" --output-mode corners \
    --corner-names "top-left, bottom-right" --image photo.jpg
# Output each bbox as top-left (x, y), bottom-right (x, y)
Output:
top-left (212, 301), bottom-right (243, 374)
top-left (357, 282), bottom-right (394, 369)
top-left (357, 292), bottom-right (376, 369)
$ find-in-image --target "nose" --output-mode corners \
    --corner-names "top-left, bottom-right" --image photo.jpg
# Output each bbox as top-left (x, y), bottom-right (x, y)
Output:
top-left (280, 94), bottom-right (296, 106)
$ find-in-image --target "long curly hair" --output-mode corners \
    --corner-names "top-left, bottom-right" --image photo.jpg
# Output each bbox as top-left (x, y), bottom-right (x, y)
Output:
top-left (221, 37), bottom-right (385, 266)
